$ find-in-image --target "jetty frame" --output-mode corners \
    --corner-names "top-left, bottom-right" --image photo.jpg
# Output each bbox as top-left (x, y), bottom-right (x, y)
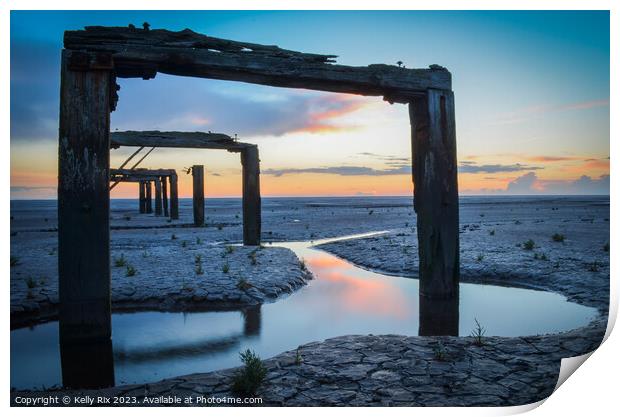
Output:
top-left (57, 25), bottom-right (459, 373)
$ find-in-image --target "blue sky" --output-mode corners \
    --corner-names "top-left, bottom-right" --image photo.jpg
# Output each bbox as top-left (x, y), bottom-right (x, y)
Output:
top-left (10, 10), bottom-right (610, 198)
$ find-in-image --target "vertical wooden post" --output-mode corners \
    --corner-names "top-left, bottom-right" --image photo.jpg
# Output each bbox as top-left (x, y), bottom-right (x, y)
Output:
top-left (145, 181), bottom-right (153, 213)
top-left (58, 50), bottom-right (112, 347)
top-left (162, 176), bottom-right (169, 217)
top-left (154, 177), bottom-right (163, 216)
top-left (192, 165), bottom-right (205, 226)
top-left (409, 89), bottom-right (459, 303)
top-left (241, 146), bottom-right (261, 245)
top-left (138, 181), bottom-right (145, 213)
top-left (170, 173), bottom-right (179, 220)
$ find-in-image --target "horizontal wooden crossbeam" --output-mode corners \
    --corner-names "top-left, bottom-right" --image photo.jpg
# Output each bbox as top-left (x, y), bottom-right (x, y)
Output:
top-left (64, 26), bottom-right (451, 102)
top-left (110, 130), bottom-right (254, 152)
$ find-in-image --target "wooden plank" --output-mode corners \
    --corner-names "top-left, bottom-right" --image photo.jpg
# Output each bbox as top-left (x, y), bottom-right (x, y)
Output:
top-left (154, 178), bottom-right (163, 216)
top-left (170, 174), bottom-right (179, 220)
top-left (192, 165), bottom-right (205, 226)
top-left (64, 27), bottom-right (451, 100)
top-left (110, 130), bottom-right (250, 150)
top-left (162, 176), bottom-right (169, 217)
top-left (58, 50), bottom-right (112, 344)
top-left (111, 168), bottom-right (176, 176)
top-left (409, 89), bottom-right (459, 302)
top-left (241, 146), bottom-right (261, 245)
top-left (145, 181), bottom-right (153, 213)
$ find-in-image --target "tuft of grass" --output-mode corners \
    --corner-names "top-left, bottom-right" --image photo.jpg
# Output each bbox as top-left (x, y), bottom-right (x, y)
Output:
top-left (248, 251), bottom-right (258, 265)
top-left (295, 348), bottom-right (303, 365)
top-left (489, 229), bottom-right (495, 236)
top-left (552, 233), bottom-right (565, 243)
top-left (142, 250), bottom-right (149, 258)
top-left (299, 258), bottom-right (307, 271)
top-left (522, 239), bottom-right (535, 251)
top-left (25, 276), bottom-right (37, 289)
top-left (222, 262), bottom-right (230, 274)
top-left (171, 234), bottom-right (177, 240)
top-left (471, 318), bottom-right (486, 346)
top-left (114, 254), bottom-right (127, 267)
top-left (196, 237), bottom-right (202, 245)
top-left (540, 253), bottom-right (548, 261)
top-left (181, 240), bottom-right (188, 248)
top-left (603, 242), bottom-right (609, 252)
top-left (195, 263), bottom-right (204, 275)
top-left (225, 245), bottom-right (235, 254)
top-left (588, 261), bottom-right (601, 272)
top-left (125, 265), bottom-right (137, 277)
top-left (10, 256), bottom-right (19, 267)
top-left (231, 349), bottom-right (267, 397)
top-left (433, 341), bottom-right (447, 361)
top-left (476, 254), bottom-right (484, 262)
top-left (237, 277), bottom-right (253, 291)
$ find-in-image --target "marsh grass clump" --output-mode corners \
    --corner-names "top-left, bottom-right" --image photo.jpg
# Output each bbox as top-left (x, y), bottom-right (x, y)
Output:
top-left (489, 229), bottom-right (495, 236)
top-left (522, 239), bottom-right (535, 251)
top-left (196, 237), bottom-right (202, 245)
top-left (222, 262), bottom-right (230, 274)
top-left (10, 256), bottom-right (19, 267)
top-left (195, 263), bottom-right (204, 275)
top-left (225, 245), bottom-right (235, 255)
top-left (299, 258), bottom-right (307, 271)
top-left (25, 276), bottom-right (37, 289)
top-left (248, 251), bottom-right (258, 265)
top-left (114, 254), bottom-right (127, 267)
top-left (471, 318), bottom-right (486, 346)
top-left (125, 265), bottom-right (137, 277)
top-left (476, 254), bottom-right (484, 262)
top-left (171, 234), bottom-right (177, 240)
top-left (552, 233), bottom-right (565, 243)
top-left (142, 250), bottom-right (149, 258)
top-left (231, 349), bottom-right (267, 397)
top-left (295, 348), bottom-right (303, 365)
top-left (237, 277), bottom-right (252, 291)
top-left (433, 341), bottom-right (447, 361)
top-left (181, 240), bottom-right (188, 248)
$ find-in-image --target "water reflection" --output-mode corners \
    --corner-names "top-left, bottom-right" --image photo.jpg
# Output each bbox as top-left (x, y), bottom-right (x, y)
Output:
top-left (12, 236), bottom-right (598, 390)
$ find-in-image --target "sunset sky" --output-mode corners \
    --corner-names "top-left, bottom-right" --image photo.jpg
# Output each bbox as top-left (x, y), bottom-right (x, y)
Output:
top-left (10, 10), bottom-right (609, 199)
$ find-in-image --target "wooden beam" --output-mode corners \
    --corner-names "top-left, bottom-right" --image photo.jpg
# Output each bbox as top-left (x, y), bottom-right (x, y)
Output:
top-left (64, 27), bottom-right (451, 101)
top-left (111, 168), bottom-right (176, 176)
top-left (154, 177), bottom-right (163, 216)
top-left (145, 181), bottom-right (153, 213)
top-left (162, 176), bottom-right (169, 217)
top-left (138, 181), bottom-right (145, 213)
top-left (241, 146), bottom-right (261, 245)
top-left (409, 89), bottom-right (459, 303)
top-left (110, 130), bottom-right (249, 151)
top-left (58, 50), bottom-right (112, 347)
top-left (169, 174), bottom-right (179, 220)
top-left (192, 165), bottom-right (205, 226)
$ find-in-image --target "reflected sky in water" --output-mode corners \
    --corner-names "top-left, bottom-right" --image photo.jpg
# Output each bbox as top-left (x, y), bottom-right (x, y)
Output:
top-left (11, 234), bottom-right (598, 390)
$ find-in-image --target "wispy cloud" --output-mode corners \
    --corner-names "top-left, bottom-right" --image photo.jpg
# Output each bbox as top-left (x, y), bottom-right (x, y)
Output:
top-left (494, 98), bottom-right (609, 125)
top-left (458, 161), bottom-right (543, 174)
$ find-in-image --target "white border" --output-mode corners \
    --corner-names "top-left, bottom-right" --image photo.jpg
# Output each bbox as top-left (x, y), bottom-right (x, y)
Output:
top-left (2, 1), bottom-right (616, 416)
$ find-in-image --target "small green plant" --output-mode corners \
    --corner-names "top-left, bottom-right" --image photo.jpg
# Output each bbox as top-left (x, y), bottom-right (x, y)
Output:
top-left (522, 239), bottom-right (535, 250)
top-left (588, 261), bottom-right (601, 272)
top-left (10, 256), bottom-right (19, 267)
top-left (295, 348), bottom-right (303, 365)
top-left (552, 233), bottom-right (565, 243)
top-left (126, 265), bottom-right (136, 277)
top-left (225, 245), bottom-right (235, 254)
top-left (171, 234), bottom-right (177, 240)
top-left (181, 240), bottom-right (188, 248)
top-left (194, 254), bottom-right (202, 264)
top-left (603, 242), bottom-right (609, 252)
top-left (299, 258), bottom-right (307, 271)
top-left (540, 253), bottom-right (548, 261)
top-left (25, 276), bottom-right (37, 289)
top-left (195, 263), bottom-right (204, 275)
top-left (142, 250), bottom-right (149, 258)
top-left (237, 277), bottom-right (252, 291)
top-left (196, 237), bottom-right (202, 245)
top-left (489, 229), bottom-right (495, 236)
top-left (471, 318), bottom-right (486, 346)
top-left (433, 341), bottom-right (447, 361)
top-left (248, 251), bottom-right (258, 265)
top-left (222, 262), bottom-right (230, 274)
top-left (231, 349), bottom-right (267, 397)
top-left (114, 254), bottom-right (127, 267)
top-left (476, 254), bottom-right (484, 262)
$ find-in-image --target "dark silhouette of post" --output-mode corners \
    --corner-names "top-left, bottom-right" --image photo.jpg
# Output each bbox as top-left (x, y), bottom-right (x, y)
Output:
top-left (57, 49), bottom-right (114, 388)
top-left (242, 304), bottom-right (262, 337)
top-left (192, 165), bottom-right (205, 226)
top-left (241, 146), bottom-right (261, 245)
top-left (170, 173), bottom-right (179, 220)
top-left (162, 176), bottom-right (169, 217)
top-left (145, 181), bottom-right (152, 213)
top-left (409, 89), bottom-right (459, 335)
top-left (60, 339), bottom-right (114, 388)
top-left (138, 181), bottom-right (146, 213)
top-left (154, 177), bottom-right (163, 216)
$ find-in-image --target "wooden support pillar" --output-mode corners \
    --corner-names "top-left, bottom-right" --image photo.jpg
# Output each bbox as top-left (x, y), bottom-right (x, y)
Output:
top-left (162, 176), bottom-right (169, 217)
top-left (154, 177), bottom-right (163, 216)
top-left (241, 146), bottom-right (261, 245)
top-left (145, 181), bottom-right (153, 213)
top-left (192, 165), bottom-right (205, 226)
top-left (409, 89), bottom-right (459, 303)
top-left (58, 50), bottom-right (112, 348)
top-left (138, 181), bottom-right (146, 213)
top-left (170, 174), bottom-right (179, 220)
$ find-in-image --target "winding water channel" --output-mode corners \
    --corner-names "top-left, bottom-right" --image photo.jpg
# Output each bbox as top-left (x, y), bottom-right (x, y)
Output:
top-left (11, 232), bottom-right (598, 390)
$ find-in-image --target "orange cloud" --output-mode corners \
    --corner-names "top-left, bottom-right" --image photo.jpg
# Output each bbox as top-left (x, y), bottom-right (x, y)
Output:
top-left (290, 94), bottom-right (370, 134)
